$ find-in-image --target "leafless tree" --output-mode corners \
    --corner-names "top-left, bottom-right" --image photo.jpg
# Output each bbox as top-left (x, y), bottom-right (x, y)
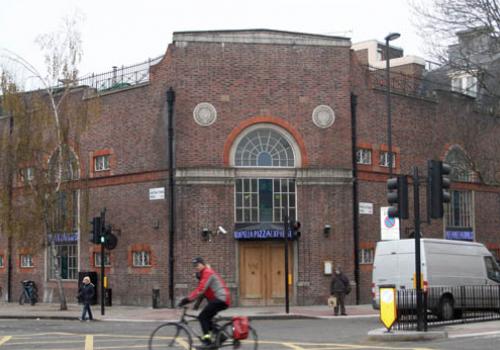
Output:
top-left (0, 14), bottom-right (96, 310)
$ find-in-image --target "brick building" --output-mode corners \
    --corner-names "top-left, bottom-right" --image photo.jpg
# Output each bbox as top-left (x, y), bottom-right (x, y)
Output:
top-left (1, 29), bottom-right (500, 307)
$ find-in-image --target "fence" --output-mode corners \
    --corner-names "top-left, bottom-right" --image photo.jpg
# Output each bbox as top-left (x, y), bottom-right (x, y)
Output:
top-left (395, 285), bottom-right (500, 330)
top-left (76, 55), bottom-right (163, 92)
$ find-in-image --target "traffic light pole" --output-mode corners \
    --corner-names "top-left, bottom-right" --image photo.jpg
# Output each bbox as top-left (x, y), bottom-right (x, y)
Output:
top-left (283, 213), bottom-right (290, 314)
top-left (412, 166), bottom-right (424, 331)
top-left (101, 239), bottom-right (105, 316)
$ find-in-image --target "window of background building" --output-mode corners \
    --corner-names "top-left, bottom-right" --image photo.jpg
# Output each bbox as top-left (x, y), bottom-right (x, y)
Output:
top-left (94, 252), bottom-right (111, 267)
top-left (356, 148), bottom-right (372, 165)
top-left (359, 248), bottom-right (374, 264)
top-left (19, 167), bottom-right (34, 182)
top-left (48, 244), bottom-right (78, 279)
top-left (451, 73), bottom-right (478, 98)
top-left (379, 151), bottom-right (396, 168)
top-left (20, 254), bottom-right (33, 268)
top-left (133, 251), bottom-right (150, 267)
top-left (94, 155), bottom-right (110, 171)
top-left (445, 190), bottom-right (473, 229)
top-left (0, 255), bottom-right (4, 268)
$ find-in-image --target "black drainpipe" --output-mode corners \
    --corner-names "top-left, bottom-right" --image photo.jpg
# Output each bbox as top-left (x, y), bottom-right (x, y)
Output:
top-left (166, 88), bottom-right (176, 308)
top-left (350, 93), bottom-right (360, 305)
top-left (7, 115), bottom-right (14, 302)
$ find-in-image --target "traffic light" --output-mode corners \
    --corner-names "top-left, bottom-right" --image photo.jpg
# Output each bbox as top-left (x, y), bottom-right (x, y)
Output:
top-left (289, 219), bottom-right (301, 239)
top-left (428, 160), bottom-right (451, 218)
top-left (386, 175), bottom-right (409, 219)
top-left (89, 216), bottom-right (102, 244)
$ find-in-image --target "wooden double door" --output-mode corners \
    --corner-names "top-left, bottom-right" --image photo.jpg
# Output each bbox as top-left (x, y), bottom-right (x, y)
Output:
top-left (239, 242), bottom-right (293, 306)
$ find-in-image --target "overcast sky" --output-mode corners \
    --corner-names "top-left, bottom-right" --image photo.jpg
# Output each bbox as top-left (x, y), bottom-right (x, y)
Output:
top-left (1, 0), bottom-right (430, 78)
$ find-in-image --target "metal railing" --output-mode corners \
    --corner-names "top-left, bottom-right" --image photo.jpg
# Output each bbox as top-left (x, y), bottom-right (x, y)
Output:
top-left (395, 285), bottom-right (500, 330)
top-left (76, 55), bottom-right (163, 92)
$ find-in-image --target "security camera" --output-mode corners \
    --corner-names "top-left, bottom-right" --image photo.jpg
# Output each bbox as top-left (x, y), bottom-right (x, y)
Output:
top-left (217, 226), bottom-right (227, 235)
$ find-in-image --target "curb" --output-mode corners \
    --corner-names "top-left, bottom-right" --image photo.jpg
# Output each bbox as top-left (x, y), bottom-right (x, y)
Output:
top-left (367, 328), bottom-right (447, 341)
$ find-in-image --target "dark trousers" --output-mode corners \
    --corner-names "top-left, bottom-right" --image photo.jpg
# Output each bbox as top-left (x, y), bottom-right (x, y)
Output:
top-left (81, 303), bottom-right (93, 320)
top-left (333, 292), bottom-right (346, 315)
top-left (199, 299), bottom-right (228, 335)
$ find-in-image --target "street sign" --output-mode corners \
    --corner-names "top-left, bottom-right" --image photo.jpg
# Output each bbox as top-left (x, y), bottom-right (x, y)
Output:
top-left (380, 207), bottom-right (400, 240)
top-left (359, 202), bottom-right (373, 215)
top-left (380, 286), bottom-right (397, 331)
top-left (149, 187), bottom-right (165, 200)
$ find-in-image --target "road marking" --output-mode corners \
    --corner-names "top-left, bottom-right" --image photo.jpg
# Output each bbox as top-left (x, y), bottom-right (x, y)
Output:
top-left (85, 335), bottom-right (93, 350)
top-left (282, 342), bottom-right (306, 349)
top-left (449, 330), bottom-right (500, 339)
top-left (0, 336), bottom-right (12, 346)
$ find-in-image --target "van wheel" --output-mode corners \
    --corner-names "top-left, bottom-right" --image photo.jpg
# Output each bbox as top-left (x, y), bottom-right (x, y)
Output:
top-left (439, 297), bottom-right (454, 321)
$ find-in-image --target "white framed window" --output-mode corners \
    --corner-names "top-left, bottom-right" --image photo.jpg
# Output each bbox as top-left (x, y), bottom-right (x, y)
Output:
top-left (20, 254), bottom-right (33, 268)
top-left (445, 190), bottom-right (473, 229)
top-left (133, 251), bottom-right (151, 267)
top-left (356, 149), bottom-right (372, 165)
top-left (94, 155), bottom-right (110, 171)
top-left (359, 248), bottom-right (374, 264)
top-left (94, 252), bottom-right (111, 267)
top-left (451, 73), bottom-right (478, 98)
top-left (48, 243), bottom-right (78, 280)
top-left (379, 151), bottom-right (396, 168)
top-left (20, 167), bottom-right (34, 182)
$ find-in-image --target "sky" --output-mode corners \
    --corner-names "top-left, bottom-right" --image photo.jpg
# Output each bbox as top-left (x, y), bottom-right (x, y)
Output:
top-left (0, 0), bottom-right (431, 79)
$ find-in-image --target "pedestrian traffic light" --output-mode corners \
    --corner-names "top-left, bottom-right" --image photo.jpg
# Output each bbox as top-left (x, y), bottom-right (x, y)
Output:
top-left (428, 160), bottom-right (451, 218)
top-left (89, 216), bottom-right (102, 244)
top-left (386, 175), bottom-right (409, 219)
top-left (289, 219), bottom-right (301, 239)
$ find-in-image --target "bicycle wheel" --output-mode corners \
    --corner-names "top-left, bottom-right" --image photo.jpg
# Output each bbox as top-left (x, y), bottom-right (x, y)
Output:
top-left (217, 322), bottom-right (258, 350)
top-left (148, 322), bottom-right (193, 350)
top-left (19, 293), bottom-right (25, 305)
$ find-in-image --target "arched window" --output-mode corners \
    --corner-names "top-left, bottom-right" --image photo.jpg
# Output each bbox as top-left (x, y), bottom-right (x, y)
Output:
top-left (234, 128), bottom-right (296, 167)
top-left (444, 147), bottom-right (475, 183)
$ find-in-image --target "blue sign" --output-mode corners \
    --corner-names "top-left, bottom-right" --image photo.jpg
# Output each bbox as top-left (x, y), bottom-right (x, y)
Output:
top-left (48, 232), bottom-right (79, 243)
top-left (234, 229), bottom-right (294, 240)
top-left (445, 230), bottom-right (474, 241)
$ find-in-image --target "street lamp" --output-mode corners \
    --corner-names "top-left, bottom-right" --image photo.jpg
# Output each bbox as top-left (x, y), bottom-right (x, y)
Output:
top-left (385, 32), bottom-right (400, 178)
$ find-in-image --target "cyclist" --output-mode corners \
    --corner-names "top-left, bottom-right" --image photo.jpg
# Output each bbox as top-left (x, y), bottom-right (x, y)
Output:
top-left (178, 257), bottom-right (231, 346)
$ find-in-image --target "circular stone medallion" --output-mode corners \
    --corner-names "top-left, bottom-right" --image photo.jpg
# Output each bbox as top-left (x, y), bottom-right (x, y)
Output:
top-left (193, 102), bottom-right (217, 126)
top-left (312, 105), bottom-right (335, 128)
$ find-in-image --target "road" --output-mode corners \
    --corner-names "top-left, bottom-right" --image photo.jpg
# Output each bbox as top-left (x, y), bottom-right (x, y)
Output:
top-left (0, 318), bottom-right (499, 349)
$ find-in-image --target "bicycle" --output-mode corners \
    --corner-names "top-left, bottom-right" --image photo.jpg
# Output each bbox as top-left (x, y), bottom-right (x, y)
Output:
top-left (148, 306), bottom-right (258, 350)
top-left (19, 280), bottom-right (38, 306)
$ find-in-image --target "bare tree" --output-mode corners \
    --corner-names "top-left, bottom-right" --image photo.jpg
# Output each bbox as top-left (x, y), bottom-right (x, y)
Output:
top-left (0, 14), bottom-right (96, 310)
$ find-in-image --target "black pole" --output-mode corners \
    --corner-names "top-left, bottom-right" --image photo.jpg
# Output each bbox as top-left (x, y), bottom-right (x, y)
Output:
top-left (7, 237), bottom-right (12, 302)
top-left (100, 209), bottom-right (106, 316)
top-left (167, 88), bottom-right (176, 308)
top-left (413, 167), bottom-right (424, 331)
top-left (386, 39), bottom-right (393, 178)
top-left (350, 93), bottom-right (360, 305)
top-left (7, 115), bottom-right (13, 302)
top-left (283, 213), bottom-right (290, 314)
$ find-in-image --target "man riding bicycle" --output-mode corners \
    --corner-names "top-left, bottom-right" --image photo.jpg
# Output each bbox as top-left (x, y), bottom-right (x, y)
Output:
top-left (178, 257), bottom-right (231, 346)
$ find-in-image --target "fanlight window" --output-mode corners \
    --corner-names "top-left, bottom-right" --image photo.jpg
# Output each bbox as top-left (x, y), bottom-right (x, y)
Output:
top-left (234, 129), bottom-right (295, 167)
top-left (445, 147), bottom-right (474, 182)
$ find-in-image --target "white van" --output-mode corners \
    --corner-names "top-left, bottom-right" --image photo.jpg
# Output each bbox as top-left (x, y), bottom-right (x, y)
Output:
top-left (372, 239), bottom-right (500, 320)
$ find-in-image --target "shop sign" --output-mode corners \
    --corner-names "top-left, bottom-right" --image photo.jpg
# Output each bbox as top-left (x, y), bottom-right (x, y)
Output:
top-left (445, 230), bottom-right (474, 241)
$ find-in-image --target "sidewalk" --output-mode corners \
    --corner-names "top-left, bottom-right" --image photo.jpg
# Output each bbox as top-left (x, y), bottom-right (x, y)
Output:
top-left (0, 302), bottom-right (377, 322)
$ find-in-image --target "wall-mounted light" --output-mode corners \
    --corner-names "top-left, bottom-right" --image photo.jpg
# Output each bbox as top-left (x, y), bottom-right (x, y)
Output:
top-left (323, 224), bottom-right (331, 237)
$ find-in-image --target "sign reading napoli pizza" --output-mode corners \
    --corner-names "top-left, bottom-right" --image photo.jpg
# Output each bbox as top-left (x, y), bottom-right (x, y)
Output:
top-left (380, 207), bottom-right (400, 241)
top-left (233, 223), bottom-right (297, 240)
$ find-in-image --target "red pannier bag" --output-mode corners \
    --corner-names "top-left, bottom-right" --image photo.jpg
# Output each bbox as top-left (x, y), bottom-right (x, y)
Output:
top-left (232, 316), bottom-right (249, 340)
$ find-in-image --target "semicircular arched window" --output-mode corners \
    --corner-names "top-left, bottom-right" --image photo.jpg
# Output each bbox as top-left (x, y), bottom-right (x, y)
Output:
top-left (444, 147), bottom-right (475, 182)
top-left (234, 128), bottom-right (295, 167)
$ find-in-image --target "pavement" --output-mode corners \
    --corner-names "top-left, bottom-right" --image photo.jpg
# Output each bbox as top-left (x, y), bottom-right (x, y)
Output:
top-left (2, 301), bottom-right (500, 342)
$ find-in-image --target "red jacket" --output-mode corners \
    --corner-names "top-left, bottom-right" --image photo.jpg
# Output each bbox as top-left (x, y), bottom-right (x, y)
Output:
top-left (188, 266), bottom-right (231, 306)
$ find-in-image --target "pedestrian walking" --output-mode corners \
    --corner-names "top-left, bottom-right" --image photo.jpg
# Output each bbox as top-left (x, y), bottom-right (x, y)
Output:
top-left (78, 276), bottom-right (95, 321)
top-left (330, 266), bottom-right (350, 316)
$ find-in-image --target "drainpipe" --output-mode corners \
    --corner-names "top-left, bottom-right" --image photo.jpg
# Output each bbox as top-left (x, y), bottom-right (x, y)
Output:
top-left (166, 88), bottom-right (176, 308)
top-left (350, 93), bottom-right (360, 305)
top-left (7, 115), bottom-right (14, 302)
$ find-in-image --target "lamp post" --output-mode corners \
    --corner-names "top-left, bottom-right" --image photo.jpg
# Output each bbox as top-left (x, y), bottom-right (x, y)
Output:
top-left (385, 32), bottom-right (400, 178)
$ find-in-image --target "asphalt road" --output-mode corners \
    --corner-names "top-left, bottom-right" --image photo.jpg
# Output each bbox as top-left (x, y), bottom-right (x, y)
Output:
top-left (0, 318), bottom-right (499, 349)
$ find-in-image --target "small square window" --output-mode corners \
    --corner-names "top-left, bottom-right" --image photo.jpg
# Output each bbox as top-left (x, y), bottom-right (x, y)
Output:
top-left (94, 155), bottom-right (110, 172)
top-left (20, 167), bottom-right (35, 181)
top-left (133, 251), bottom-right (151, 267)
top-left (94, 252), bottom-right (111, 267)
top-left (379, 151), bottom-right (396, 168)
top-left (20, 254), bottom-right (33, 268)
top-left (356, 149), bottom-right (372, 165)
top-left (359, 248), bottom-right (374, 264)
